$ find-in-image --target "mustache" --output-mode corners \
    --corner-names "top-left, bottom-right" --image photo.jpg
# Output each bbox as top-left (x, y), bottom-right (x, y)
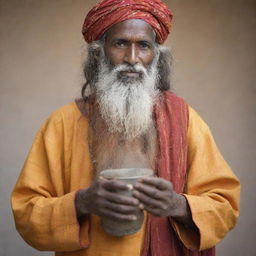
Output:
top-left (111, 63), bottom-right (148, 78)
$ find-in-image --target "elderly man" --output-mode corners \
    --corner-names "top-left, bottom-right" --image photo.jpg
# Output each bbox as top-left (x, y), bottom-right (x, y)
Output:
top-left (11, 0), bottom-right (240, 255)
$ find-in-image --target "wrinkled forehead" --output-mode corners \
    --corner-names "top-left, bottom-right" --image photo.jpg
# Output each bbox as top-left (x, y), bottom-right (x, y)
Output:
top-left (103, 19), bottom-right (156, 43)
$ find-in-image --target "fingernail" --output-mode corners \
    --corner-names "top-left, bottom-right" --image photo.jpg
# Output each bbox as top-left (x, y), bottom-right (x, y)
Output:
top-left (126, 184), bottom-right (133, 191)
top-left (132, 216), bottom-right (137, 221)
top-left (139, 203), bottom-right (144, 210)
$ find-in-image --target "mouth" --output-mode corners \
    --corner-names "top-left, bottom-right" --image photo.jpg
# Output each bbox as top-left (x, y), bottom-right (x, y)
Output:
top-left (120, 71), bottom-right (141, 78)
top-left (118, 70), bottom-right (143, 81)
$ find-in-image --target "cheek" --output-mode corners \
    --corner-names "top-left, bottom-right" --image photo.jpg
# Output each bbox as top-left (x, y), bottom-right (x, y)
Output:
top-left (142, 52), bottom-right (155, 66)
top-left (105, 49), bottom-right (124, 66)
top-left (148, 53), bottom-right (155, 64)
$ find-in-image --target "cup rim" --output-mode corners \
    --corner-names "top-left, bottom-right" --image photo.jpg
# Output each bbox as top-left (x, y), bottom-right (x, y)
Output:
top-left (100, 168), bottom-right (154, 180)
top-left (113, 174), bottom-right (152, 180)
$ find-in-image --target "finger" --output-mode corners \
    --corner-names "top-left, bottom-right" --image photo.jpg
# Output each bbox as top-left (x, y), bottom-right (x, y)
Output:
top-left (104, 201), bottom-right (140, 214)
top-left (143, 206), bottom-right (164, 217)
top-left (138, 177), bottom-right (172, 191)
top-left (100, 208), bottom-right (137, 221)
top-left (101, 179), bottom-right (131, 191)
top-left (133, 190), bottom-right (167, 210)
top-left (133, 182), bottom-right (163, 199)
top-left (104, 190), bottom-right (140, 206)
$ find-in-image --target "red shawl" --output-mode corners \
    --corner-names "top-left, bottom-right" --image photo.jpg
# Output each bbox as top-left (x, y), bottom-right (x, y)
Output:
top-left (141, 91), bottom-right (215, 256)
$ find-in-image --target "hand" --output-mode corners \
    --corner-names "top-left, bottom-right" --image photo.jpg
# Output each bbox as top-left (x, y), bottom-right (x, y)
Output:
top-left (133, 177), bottom-right (189, 220)
top-left (75, 178), bottom-right (140, 222)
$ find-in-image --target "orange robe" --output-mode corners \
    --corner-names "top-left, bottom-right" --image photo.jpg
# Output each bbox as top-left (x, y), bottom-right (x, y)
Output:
top-left (11, 102), bottom-right (240, 255)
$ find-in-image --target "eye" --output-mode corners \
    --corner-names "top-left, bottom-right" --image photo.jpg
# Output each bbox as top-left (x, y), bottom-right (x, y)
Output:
top-left (138, 41), bottom-right (151, 49)
top-left (114, 39), bottom-right (128, 48)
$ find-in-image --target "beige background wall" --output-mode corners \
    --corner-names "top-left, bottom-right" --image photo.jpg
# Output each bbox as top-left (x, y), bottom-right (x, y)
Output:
top-left (0, 0), bottom-right (255, 255)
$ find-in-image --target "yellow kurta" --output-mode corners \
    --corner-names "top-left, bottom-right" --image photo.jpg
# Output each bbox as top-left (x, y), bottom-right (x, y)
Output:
top-left (11, 102), bottom-right (240, 255)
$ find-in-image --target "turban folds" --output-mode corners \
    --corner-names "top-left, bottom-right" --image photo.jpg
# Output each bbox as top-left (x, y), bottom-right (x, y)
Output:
top-left (82, 0), bottom-right (173, 44)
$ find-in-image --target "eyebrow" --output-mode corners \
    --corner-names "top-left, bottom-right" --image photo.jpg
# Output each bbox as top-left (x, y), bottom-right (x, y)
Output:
top-left (112, 37), bottom-right (154, 44)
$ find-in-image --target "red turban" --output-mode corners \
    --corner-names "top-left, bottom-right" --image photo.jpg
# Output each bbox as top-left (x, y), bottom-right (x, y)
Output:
top-left (82, 0), bottom-right (173, 44)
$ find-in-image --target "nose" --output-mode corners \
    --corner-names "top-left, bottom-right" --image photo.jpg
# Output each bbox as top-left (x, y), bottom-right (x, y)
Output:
top-left (124, 44), bottom-right (138, 66)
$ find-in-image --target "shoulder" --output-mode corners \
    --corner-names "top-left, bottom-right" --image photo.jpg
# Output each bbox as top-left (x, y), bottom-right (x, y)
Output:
top-left (162, 92), bottom-right (210, 132)
top-left (187, 106), bottom-right (211, 135)
top-left (161, 92), bottom-right (213, 140)
top-left (44, 102), bottom-right (82, 126)
top-left (162, 91), bottom-right (187, 105)
top-left (39, 102), bottom-right (88, 140)
top-left (186, 105), bottom-right (217, 157)
top-left (161, 92), bottom-right (189, 116)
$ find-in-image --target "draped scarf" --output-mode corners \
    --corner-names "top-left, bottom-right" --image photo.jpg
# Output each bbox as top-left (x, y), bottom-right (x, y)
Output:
top-left (141, 91), bottom-right (215, 256)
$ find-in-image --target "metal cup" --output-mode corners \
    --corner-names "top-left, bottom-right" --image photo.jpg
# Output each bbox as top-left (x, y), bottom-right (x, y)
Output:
top-left (99, 167), bottom-right (153, 237)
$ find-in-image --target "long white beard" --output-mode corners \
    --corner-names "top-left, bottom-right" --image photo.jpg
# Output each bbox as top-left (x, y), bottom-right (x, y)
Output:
top-left (95, 60), bottom-right (159, 139)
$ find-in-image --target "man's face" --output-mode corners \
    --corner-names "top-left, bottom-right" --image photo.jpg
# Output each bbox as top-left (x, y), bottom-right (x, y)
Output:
top-left (104, 19), bottom-right (156, 79)
top-left (93, 19), bottom-right (159, 138)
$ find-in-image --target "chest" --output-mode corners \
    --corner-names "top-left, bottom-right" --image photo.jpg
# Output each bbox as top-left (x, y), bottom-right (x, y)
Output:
top-left (90, 124), bottom-right (158, 177)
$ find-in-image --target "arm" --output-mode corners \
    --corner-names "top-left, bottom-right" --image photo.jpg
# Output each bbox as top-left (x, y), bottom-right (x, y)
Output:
top-left (12, 106), bottom-right (142, 252)
top-left (11, 111), bottom-right (85, 252)
top-left (133, 106), bottom-right (240, 250)
top-left (172, 106), bottom-right (240, 250)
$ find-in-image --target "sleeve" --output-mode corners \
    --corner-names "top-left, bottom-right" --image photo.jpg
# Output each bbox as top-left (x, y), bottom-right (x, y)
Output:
top-left (11, 111), bottom-right (89, 252)
top-left (172, 106), bottom-right (240, 250)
